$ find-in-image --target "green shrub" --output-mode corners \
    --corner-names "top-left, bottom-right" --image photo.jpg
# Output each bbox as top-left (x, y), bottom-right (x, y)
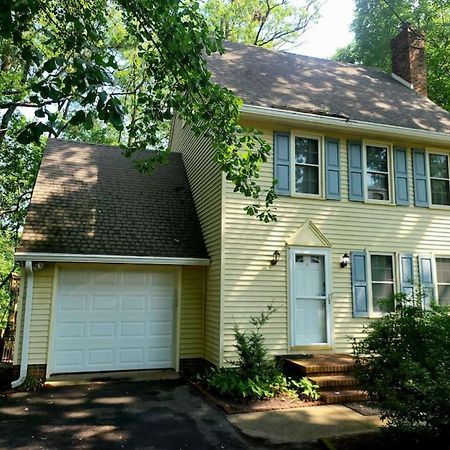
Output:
top-left (205, 305), bottom-right (320, 401)
top-left (353, 291), bottom-right (450, 435)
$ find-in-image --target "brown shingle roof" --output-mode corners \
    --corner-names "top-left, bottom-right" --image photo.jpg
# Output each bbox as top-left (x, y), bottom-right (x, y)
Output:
top-left (208, 41), bottom-right (450, 134)
top-left (18, 139), bottom-right (208, 259)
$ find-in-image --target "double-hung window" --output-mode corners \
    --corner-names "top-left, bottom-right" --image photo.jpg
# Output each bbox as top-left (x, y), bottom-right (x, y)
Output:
top-left (428, 153), bottom-right (450, 206)
top-left (294, 136), bottom-right (321, 195)
top-left (435, 258), bottom-right (450, 306)
top-left (370, 254), bottom-right (395, 313)
top-left (366, 144), bottom-right (390, 201)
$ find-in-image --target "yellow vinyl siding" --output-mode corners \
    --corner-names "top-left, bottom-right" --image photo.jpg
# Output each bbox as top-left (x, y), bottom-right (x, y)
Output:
top-left (14, 265), bottom-right (54, 365)
top-left (180, 266), bottom-right (205, 358)
top-left (14, 263), bottom-right (205, 368)
top-left (222, 121), bottom-right (450, 361)
top-left (171, 117), bottom-right (223, 365)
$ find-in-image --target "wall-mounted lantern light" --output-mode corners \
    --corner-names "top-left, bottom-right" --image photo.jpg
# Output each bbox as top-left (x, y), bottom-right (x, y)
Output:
top-left (340, 253), bottom-right (350, 268)
top-left (271, 250), bottom-right (281, 265)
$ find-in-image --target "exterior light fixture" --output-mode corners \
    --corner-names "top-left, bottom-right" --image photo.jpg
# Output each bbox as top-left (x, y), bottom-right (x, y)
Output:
top-left (271, 250), bottom-right (281, 265)
top-left (340, 253), bottom-right (350, 268)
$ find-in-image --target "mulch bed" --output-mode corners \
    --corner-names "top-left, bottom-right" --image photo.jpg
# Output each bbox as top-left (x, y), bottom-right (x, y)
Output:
top-left (191, 381), bottom-right (324, 414)
top-left (344, 401), bottom-right (381, 416)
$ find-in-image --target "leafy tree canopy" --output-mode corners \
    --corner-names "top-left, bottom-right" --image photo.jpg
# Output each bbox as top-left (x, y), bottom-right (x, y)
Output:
top-left (202, 0), bottom-right (322, 48)
top-left (333, 0), bottom-right (450, 112)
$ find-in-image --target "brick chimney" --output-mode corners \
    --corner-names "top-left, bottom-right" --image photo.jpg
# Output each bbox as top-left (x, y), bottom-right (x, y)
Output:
top-left (390, 23), bottom-right (427, 96)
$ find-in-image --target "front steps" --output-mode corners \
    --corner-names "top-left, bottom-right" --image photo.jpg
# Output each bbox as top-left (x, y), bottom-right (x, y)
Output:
top-left (282, 354), bottom-right (368, 404)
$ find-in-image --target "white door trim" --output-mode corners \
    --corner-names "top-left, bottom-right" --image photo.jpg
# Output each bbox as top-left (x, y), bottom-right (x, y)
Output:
top-left (288, 247), bottom-right (333, 347)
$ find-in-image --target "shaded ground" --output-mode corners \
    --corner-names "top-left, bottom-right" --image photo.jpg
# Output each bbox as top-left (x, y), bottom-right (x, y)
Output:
top-left (0, 379), bottom-right (321, 450)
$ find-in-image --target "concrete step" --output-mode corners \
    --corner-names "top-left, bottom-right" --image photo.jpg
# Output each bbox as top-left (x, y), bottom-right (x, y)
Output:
top-left (320, 389), bottom-right (368, 404)
top-left (309, 374), bottom-right (357, 389)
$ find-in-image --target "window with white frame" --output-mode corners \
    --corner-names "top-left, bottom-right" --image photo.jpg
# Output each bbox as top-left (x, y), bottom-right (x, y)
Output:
top-left (435, 258), bottom-right (450, 306)
top-left (294, 136), bottom-right (320, 195)
top-left (428, 153), bottom-right (450, 206)
top-left (370, 254), bottom-right (395, 312)
top-left (366, 145), bottom-right (390, 201)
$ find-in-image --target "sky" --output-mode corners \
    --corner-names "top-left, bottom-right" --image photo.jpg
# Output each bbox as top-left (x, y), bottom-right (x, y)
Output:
top-left (291, 0), bottom-right (355, 58)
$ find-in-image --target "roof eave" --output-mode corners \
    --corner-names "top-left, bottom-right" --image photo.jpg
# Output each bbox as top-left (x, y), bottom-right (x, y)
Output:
top-left (15, 252), bottom-right (211, 266)
top-left (241, 104), bottom-right (450, 146)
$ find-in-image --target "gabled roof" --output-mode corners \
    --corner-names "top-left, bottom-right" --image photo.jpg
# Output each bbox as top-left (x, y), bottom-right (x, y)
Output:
top-left (208, 41), bottom-right (450, 134)
top-left (18, 139), bottom-right (208, 260)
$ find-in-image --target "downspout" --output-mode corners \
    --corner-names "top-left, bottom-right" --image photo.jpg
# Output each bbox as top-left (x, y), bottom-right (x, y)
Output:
top-left (11, 261), bottom-right (34, 388)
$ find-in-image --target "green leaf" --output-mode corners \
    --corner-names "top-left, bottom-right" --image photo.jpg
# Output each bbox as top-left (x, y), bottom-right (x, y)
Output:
top-left (69, 110), bottom-right (86, 126)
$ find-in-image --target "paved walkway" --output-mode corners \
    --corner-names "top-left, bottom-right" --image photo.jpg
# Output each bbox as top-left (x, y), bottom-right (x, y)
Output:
top-left (229, 404), bottom-right (383, 445)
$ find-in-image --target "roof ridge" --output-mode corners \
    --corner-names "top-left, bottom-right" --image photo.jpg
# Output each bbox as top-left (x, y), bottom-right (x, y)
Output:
top-left (222, 40), bottom-right (389, 76)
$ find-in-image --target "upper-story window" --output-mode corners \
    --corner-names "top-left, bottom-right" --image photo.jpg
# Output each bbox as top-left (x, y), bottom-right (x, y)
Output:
top-left (294, 136), bottom-right (321, 195)
top-left (428, 153), bottom-right (450, 206)
top-left (366, 145), bottom-right (390, 201)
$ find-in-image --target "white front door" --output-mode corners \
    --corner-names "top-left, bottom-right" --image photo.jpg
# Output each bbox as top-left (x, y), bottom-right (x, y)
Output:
top-left (51, 266), bottom-right (177, 374)
top-left (291, 250), bottom-right (330, 345)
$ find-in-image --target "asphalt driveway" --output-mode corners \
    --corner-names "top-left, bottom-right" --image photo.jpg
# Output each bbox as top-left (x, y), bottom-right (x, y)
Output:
top-left (0, 379), bottom-right (320, 450)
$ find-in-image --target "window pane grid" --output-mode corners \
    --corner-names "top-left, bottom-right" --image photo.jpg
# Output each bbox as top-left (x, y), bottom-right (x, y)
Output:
top-left (436, 258), bottom-right (450, 306)
top-left (295, 136), bottom-right (320, 195)
top-left (371, 254), bottom-right (394, 313)
top-left (366, 145), bottom-right (390, 201)
top-left (429, 154), bottom-right (450, 206)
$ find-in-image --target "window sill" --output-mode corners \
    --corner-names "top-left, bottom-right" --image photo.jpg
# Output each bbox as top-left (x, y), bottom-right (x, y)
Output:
top-left (428, 204), bottom-right (450, 210)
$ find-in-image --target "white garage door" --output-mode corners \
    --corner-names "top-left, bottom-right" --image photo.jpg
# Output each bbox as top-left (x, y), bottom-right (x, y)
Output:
top-left (51, 267), bottom-right (177, 374)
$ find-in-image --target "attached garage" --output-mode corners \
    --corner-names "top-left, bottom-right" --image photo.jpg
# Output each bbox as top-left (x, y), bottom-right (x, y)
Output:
top-left (13, 139), bottom-right (210, 383)
top-left (51, 267), bottom-right (177, 374)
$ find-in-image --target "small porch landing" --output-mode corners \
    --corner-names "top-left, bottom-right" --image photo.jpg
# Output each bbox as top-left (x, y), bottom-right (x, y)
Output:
top-left (281, 354), bottom-right (368, 404)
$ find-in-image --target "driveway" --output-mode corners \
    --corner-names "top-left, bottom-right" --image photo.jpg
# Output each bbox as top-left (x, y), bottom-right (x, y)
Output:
top-left (0, 379), bottom-right (320, 449)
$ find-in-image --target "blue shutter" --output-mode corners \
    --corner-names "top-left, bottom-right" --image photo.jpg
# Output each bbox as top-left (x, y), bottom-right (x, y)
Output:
top-left (399, 254), bottom-right (414, 298)
top-left (325, 138), bottom-right (341, 200)
top-left (394, 148), bottom-right (409, 205)
top-left (273, 132), bottom-right (290, 195)
top-left (351, 251), bottom-right (369, 317)
top-left (419, 255), bottom-right (435, 308)
top-left (413, 149), bottom-right (428, 207)
top-left (348, 141), bottom-right (364, 201)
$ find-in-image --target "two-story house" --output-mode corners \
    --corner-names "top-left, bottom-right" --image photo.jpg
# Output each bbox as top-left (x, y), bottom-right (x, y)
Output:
top-left (11, 26), bottom-right (450, 383)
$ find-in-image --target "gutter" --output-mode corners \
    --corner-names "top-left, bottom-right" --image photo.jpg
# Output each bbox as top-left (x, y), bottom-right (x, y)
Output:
top-left (11, 261), bottom-right (33, 389)
top-left (15, 252), bottom-right (211, 266)
top-left (241, 104), bottom-right (450, 146)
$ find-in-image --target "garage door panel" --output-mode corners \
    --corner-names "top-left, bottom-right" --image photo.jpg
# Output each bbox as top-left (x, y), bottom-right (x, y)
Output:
top-left (119, 348), bottom-right (144, 364)
top-left (92, 296), bottom-right (118, 310)
top-left (57, 322), bottom-right (85, 338)
top-left (120, 321), bottom-right (145, 337)
top-left (122, 296), bottom-right (146, 311)
top-left (88, 349), bottom-right (114, 365)
top-left (60, 295), bottom-right (88, 311)
top-left (90, 321), bottom-right (116, 337)
top-left (52, 267), bottom-right (176, 374)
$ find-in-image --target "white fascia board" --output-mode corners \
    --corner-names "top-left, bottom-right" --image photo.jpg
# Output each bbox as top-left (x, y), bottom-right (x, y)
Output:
top-left (241, 104), bottom-right (450, 146)
top-left (15, 252), bottom-right (211, 266)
